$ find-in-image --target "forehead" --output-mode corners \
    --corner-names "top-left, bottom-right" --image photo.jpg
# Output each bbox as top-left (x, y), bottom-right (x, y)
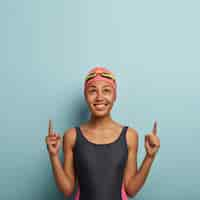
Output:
top-left (87, 80), bottom-right (112, 88)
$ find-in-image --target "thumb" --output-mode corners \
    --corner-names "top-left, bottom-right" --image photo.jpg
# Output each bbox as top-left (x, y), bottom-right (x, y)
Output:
top-left (145, 135), bottom-right (151, 148)
top-left (145, 135), bottom-right (149, 143)
top-left (55, 137), bottom-right (61, 150)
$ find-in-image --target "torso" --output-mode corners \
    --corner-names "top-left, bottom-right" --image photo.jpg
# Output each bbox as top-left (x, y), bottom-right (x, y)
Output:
top-left (73, 121), bottom-right (129, 200)
top-left (65, 121), bottom-right (138, 200)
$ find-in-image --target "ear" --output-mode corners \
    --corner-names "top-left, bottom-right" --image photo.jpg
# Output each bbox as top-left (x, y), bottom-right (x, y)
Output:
top-left (112, 94), bottom-right (116, 102)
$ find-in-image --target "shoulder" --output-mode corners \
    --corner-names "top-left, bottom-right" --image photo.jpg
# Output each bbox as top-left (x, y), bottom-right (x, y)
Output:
top-left (63, 127), bottom-right (77, 150)
top-left (126, 127), bottom-right (139, 151)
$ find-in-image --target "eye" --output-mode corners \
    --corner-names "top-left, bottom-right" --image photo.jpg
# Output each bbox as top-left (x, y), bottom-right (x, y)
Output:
top-left (88, 89), bottom-right (96, 93)
top-left (104, 88), bottom-right (111, 92)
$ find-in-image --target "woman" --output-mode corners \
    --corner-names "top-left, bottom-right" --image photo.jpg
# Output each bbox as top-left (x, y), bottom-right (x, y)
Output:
top-left (45, 67), bottom-right (160, 200)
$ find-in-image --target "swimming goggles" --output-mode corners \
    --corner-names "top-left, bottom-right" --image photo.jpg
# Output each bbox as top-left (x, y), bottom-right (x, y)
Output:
top-left (85, 72), bottom-right (116, 82)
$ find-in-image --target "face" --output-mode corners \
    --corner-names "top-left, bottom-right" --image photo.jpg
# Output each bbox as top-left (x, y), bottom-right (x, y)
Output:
top-left (85, 80), bottom-right (116, 117)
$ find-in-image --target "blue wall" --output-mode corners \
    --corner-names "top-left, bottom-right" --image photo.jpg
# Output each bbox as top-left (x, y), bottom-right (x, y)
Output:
top-left (1, 0), bottom-right (199, 199)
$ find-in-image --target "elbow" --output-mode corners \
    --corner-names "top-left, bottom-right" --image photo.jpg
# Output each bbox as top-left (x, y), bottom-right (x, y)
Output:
top-left (126, 193), bottom-right (136, 198)
top-left (125, 189), bottom-right (135, 199)
top-left (126, 189), bottom-right (139, 199)
top-left (63, 188), bottom-right (74, 198)
top-left (62, 182), bottom-right (75, 198)
top-left (62, 177), bottom-right (76, 198)
top-left (57, 186), bottom-right (69, 198)
top-left (125, 186), bottom-right (134, 198)
top-left (63, 191), bottom-right (70, 198)
top-left (63, 190), bottom-right (68, 198)
top-left (125, 181), bottom-right (143, 198)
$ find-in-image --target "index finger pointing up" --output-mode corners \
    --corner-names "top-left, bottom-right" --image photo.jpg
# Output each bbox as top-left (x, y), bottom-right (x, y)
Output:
top-left (48, 119), bottom-right (53, 135)
top-left (152, 120), bottom-right (157, 135)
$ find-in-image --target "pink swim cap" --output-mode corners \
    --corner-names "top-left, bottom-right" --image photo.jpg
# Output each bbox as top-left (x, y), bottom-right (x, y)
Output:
top-left (84, 66), bottom-right (117, 101)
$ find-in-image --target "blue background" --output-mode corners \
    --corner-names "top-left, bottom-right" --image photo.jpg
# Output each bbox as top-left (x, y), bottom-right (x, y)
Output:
top-left (0, 0), bottom-right (199, 199)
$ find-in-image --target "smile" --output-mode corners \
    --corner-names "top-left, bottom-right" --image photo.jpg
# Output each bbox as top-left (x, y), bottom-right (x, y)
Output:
top-left (93, 104), bottom-right (108, 109)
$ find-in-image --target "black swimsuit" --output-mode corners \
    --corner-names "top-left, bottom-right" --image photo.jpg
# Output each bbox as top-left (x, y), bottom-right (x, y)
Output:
top-left (73, 126), bottom-right (129, 200)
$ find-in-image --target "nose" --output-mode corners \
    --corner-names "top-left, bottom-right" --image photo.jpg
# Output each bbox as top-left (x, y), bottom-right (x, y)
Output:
top-left (96, 90), bottom-right (104, 100)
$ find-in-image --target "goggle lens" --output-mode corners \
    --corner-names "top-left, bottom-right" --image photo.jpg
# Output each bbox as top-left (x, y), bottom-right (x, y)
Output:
top-left (85, 72), bottom-right (115, 81)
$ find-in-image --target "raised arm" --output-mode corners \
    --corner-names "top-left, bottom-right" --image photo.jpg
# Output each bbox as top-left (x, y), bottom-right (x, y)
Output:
top-left (123, 127), bottom-right (139, 197)
top-left (62, 128), bottom-right (77, 197)
top-left (123, 122), bottom-right (160, 198)
top-left (46, 120), bottom-right (76, 198)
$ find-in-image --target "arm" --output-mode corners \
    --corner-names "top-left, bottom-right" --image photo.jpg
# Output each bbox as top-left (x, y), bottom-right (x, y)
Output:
top-left (124, 125), bottom-right (159, 198)
top-left (125, 153), bottom-right (155, 198)
top-left (49, 155), bottom-right (73, 197)
top-left (123, 127), bottom-right (139, 198)
top-left (49, 128), bottom-right (76, 197)
top-left (62, 128), bottom-right (77, 197)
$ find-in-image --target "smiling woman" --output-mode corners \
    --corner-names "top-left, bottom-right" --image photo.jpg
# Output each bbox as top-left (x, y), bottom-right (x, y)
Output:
top-left (73, 67), bottom-right (129, 200)
top-left (46, 66), bottom-right (160, 200)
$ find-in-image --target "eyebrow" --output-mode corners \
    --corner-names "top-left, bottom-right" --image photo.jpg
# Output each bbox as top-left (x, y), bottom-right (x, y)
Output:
top-left (103, 85), bottom-right (111, 87)
top-left (88, 85), bottom-right (96, 88)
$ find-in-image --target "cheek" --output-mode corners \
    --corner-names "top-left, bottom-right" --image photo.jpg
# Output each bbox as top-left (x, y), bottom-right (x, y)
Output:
top-left (105, 92), bottom-right (115, 101)
top-left (85, 94), bottom-right (95, 104)
top-left (108, 89), bottom-right (115, 98)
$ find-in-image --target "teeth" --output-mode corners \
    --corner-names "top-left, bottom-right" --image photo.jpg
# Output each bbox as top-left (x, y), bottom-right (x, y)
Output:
top-left (94, 104), bottom-right (107, 109)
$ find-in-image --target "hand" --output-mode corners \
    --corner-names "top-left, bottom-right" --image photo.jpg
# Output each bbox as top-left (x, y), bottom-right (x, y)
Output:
top-left (45, 119), bottom-right (62, 157)
top-left (144, 121), bottom-right (160, 158)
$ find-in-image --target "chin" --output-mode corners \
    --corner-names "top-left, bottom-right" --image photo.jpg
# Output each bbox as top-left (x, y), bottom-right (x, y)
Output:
top-left (90, 108), bottom-right (112, 117)
top-left (93, 111), bottom-right (110, 117)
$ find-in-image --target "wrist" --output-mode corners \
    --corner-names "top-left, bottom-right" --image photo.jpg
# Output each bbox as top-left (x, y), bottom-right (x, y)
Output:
top-left (146, 152), bottom-right (156, 159)
top-left (49, 153), bottom-right (59, 159)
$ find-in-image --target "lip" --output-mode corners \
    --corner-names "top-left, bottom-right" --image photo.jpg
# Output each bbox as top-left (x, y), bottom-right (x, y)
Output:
top-left (93, 103), bottom-right (108, 110)
top-left (93, 103), bottom-right (107, 105)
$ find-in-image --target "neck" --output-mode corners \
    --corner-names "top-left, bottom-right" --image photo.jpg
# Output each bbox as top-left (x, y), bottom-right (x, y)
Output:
top-left (88, 114), bottom-right (114, 129)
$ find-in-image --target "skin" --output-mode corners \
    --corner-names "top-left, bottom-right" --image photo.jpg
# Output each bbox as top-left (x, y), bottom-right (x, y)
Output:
top-left (45, 80), bottom-right (161, 198)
